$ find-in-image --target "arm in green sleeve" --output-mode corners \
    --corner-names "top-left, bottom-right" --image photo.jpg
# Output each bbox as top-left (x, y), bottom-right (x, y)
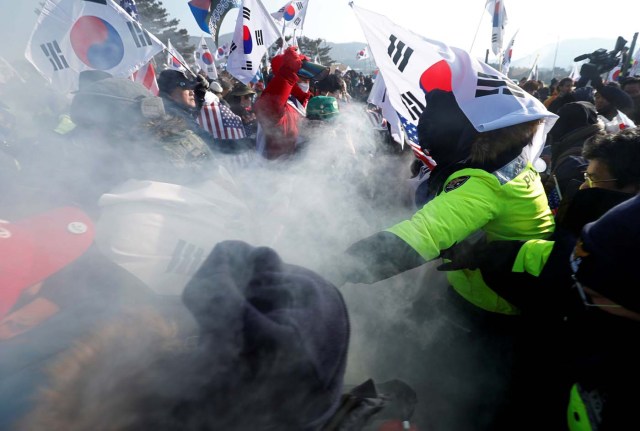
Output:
top-left (386, 174), bottom-right (498, 261)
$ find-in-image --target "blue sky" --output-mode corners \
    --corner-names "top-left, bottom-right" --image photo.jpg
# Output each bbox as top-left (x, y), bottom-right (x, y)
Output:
top-left (4, 0), bottom-right (639, 65)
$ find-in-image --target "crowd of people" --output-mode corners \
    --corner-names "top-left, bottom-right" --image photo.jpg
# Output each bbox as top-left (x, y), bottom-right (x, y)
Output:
top-left (1, 41), bottom-right (640, 430)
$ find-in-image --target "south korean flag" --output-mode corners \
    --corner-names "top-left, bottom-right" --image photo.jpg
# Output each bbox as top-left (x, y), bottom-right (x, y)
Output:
top-left (227, 0), bottom-right (281, 84)
top-left (351, 3), bottom-right (556, 164)
top-left (25, 0), bottom-right (164, 93)
top-left (271, 0), bottom-right (309, 30)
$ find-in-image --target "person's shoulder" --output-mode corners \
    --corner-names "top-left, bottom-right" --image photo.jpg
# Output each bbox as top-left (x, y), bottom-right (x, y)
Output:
top-left (442, 168), bottom-right (498, 194)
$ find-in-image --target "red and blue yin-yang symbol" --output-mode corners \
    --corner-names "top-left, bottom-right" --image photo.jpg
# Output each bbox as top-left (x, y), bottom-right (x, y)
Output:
top-left (70, 16), bottom-right (124, 70)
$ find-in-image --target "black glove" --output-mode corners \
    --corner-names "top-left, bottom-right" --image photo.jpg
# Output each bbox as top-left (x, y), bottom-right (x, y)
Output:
top-left (437, 238), bottom-right (524, 275)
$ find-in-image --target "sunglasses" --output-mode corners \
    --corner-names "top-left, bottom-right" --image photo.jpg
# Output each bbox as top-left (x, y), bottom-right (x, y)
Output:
top-left (583, 172), bottom-right (618, 188)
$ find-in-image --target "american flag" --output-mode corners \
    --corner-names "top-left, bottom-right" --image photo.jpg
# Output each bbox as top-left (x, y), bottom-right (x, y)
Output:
top-left (198, 101), bottom-right (247, 139)
top-left (398, 113), bottom-right (436, 169)
top-left (119, 0), bottom-right (139, 20)
top-left (547, 187), bottom-right (561, 215)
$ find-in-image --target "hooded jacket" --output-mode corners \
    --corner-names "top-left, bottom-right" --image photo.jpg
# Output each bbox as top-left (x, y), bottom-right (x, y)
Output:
top-left (341, 91), bottom-right (555, 315)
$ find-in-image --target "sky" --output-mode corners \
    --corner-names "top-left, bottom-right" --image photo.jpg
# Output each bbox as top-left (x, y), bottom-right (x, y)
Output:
top-left (2, 0), bottom-right (639, 65)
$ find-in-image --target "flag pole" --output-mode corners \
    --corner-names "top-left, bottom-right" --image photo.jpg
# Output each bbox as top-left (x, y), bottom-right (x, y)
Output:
top-left (551, 35), bottom-right (560, 80)
top-left (622, 32), bottom-right (639, 78)
top-left (527, 54), bottom-right (539, 80)
top-left (469, 3), bottom-right (486, 54)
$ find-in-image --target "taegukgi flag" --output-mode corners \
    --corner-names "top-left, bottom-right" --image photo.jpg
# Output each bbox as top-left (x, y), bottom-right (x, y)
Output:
top-left (166, 39), bottom-right (188, 71)
top-left (25, 0), bottom-right (164, 93)
top-left (630, 47), bottom-right (640, 76)
top-left (271, 0), bottom-right (310, 30)
top-left (501, 30), bottom-right (517, 75)
top-left (215, 42), bottom-right (230, 60)
top-left (356, 46), bottom-right (369, 61)
top-left (132, 61), bottom-right (159, 95)
top-left (227, 0), bottom-right (281, 84)
top-left (194, 34), bottom-right (218, 79)
top-left (351, 3), bottom-right (556, 164)
top-left (367, 72), bottom-right (404, 147)
top-left (487, 0), bottom-right (508, 56)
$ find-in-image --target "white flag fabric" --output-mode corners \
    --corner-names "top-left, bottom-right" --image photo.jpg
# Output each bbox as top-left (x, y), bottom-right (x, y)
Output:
top-left (606, 65), bottom-right (621, 82)
top-left (96, 175), bottom-right (255, 295)
top-left (367, 72), bottom-right (404, 147)
top-left (25, 0), bottom-right (164, 93)
top-left (194, 35), bottom-right (218, 80)
top-left (227, 0), bottom-right (281, 84)
top-left (527, 57), bottom-right (539, 81)
top-left (569, 61), bottom-right (582, 82)
top-left (132, 61), bottom-right (158, 95)
top-left (486, 0), bottom-right (508, 56)
top-left (166, 39), bottom-right (187, 71)
top-left (629, 47), bottom-right (640, 76)
top-left (356, 46), bottom-right (370, 61)
top-left (271, 0), bottom-right (310, 30)
top-left (501, 30), bottom-right (517, 75)
top-left (351, 4), bottom-right (555, 164)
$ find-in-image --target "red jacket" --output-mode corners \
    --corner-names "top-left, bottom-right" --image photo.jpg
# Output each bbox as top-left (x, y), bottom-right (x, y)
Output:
top-left (254, 48), bottom-right (311, 159)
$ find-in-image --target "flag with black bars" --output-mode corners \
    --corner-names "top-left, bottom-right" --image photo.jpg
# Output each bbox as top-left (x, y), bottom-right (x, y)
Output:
top-left (388, 35), bottom-right (413, 73)
top-left (227, 0), bottom-right (281, 83)
top-left (270, 0), bottom-right (310, 30)
top-left (475, 72), bottom-right (525, 98)
top-left (400, 91), bottom-right (425, 121)
top-left (40, 40), bottom-right (70, 71)
top-left (351, 3), bottom-right (556, 169)
top-left (25, 0), bottom-right (164, 93)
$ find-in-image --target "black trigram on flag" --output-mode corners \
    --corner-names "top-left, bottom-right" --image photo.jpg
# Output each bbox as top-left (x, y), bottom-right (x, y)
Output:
top-left (387, 35), bottom-right (413, 73)
top-left (400, 91), bottom-right (425, 121)
top-left (230, 42), bottom-right (237, 54)
top-left (241, 60), bottom-right (253, 70)
top-left (255, 30), bottom-right (264, 46)
top-left (294, 17), bottom-right (301, 25)
top-left (243, 7), bottom-right (251, 20)
top-left (127, 21), bottom-right (153, 48)
top-left (296, 1), bottom-right (304, 9)
top-left (40, 41), bottom-right (69, 72)
top-left (475, 72), bottom-right (525, 98)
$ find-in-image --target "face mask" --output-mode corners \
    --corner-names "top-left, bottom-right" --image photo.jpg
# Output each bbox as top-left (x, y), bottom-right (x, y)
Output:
top-left (298, 82), bottom-right (310, 93)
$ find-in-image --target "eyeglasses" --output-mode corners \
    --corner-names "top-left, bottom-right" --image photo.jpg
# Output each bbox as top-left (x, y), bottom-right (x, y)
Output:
top-left (583, 172), bottom-right (618, 188)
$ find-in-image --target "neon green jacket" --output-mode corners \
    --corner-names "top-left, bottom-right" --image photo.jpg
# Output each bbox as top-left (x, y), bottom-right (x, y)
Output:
top-left (387, 157), bottom-right (555, 315)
